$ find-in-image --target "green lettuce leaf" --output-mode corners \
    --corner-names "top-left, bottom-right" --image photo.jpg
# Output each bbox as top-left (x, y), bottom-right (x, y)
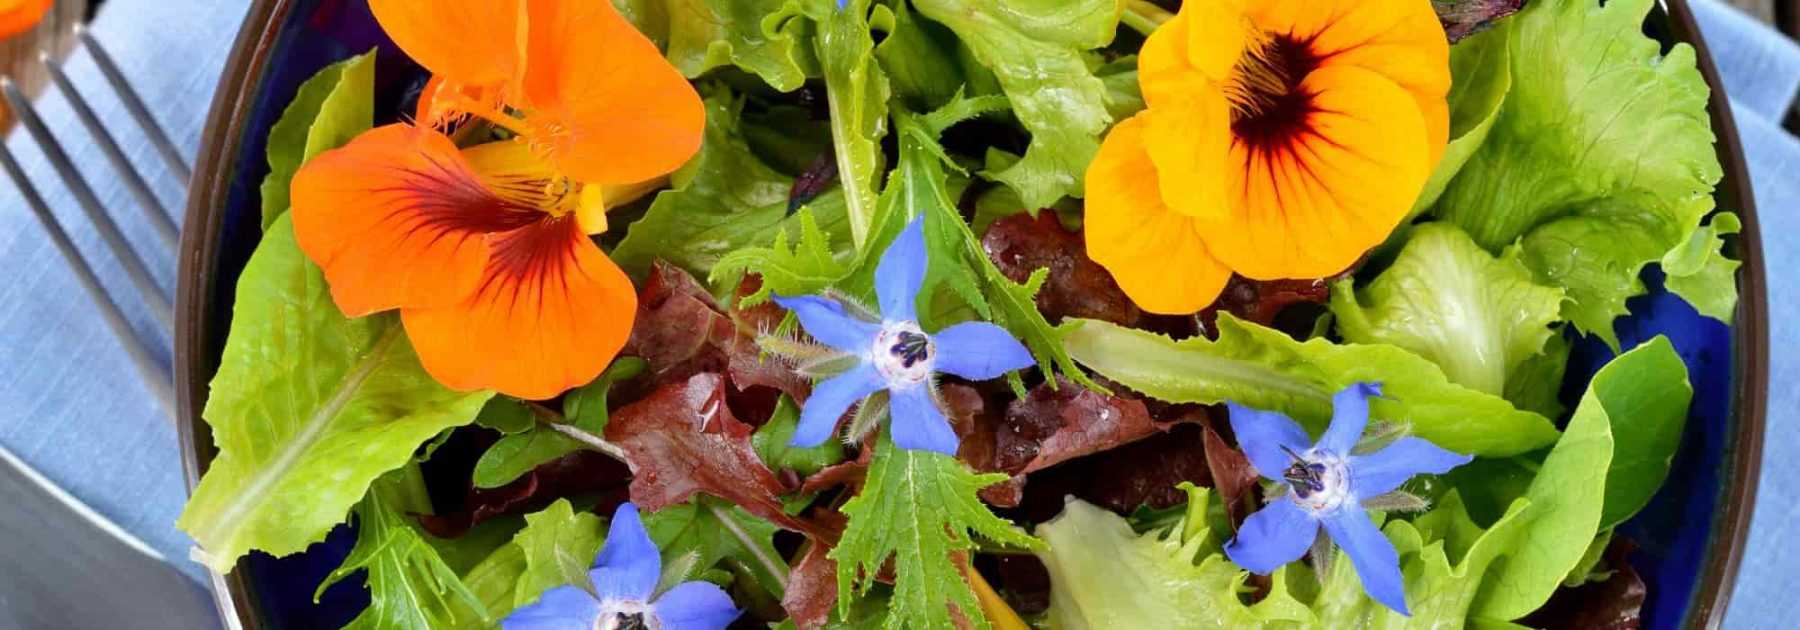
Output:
top-left (807, 0), bottom-right (891, 248)
top-left (1411, 25), bottom-right (1510, 217)
top-left (873, 0), bottom-right (964, 109)
top-left (1063, 315), bottom-right (1559, 457)
top-left (1502, 329), bottom-right (1570, 419)
top-left (1662, 211), bottom-right (1743, 322)
top-left (914, 0), bottom-right (1117, 208)
top-left (830, 434), bottom-right (1041, 629)
top-left (1434, 0), bottom-right (1726, 346)
top-left (258, 51), bottom-right (374, 229)
top-left (320, 472), bottom-right (487, 629)
top-left (512, 500), bottom-right (607, 610)
top-left (1331, 223), bottom-right (1564, 396)
top-left (644, 496), bottom-right (789, 598)
top-left (656, 0), bottom-right (817, 92)
top-left (612, 89), bottom-right (852, 283)
top-left (1584, 337), bottom-right (1693, 529)
top-left (177, 215), bottom-right (493, 573)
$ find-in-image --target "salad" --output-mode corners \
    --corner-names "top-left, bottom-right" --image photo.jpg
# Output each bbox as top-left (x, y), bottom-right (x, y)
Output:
top-left (180, 0), bottom-right (1741, 627)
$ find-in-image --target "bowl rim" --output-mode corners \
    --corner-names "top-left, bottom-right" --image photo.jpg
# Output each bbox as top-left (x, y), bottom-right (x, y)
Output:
top-left (174, 0), bottom-right (1769, 628)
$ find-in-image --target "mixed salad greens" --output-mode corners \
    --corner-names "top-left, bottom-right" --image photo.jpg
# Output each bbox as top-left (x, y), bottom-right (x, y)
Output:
top-left (179, 0), bottom-right (1739, 627)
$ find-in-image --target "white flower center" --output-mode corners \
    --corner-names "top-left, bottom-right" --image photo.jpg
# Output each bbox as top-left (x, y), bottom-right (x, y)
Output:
top-left (1283, 451), bottom-right (1351, 513)
top-left (595, 599), bottom-right (658, 630)
top-left (871, 321), bottom-right (934, 385)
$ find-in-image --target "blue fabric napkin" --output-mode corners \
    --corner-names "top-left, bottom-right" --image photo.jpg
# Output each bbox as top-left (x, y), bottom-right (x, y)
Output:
top-left (0, 0), bottom-right (1791, 626)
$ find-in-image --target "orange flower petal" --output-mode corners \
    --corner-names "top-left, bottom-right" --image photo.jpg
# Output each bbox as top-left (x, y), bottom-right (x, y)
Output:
top-left (1250, 0), bottom-right (1451, 158)
top-left (1139, 0), bottom-right (1232, 108)
top-left (368, 0), bottom-right (521, 88)
top-left (0, 0), bottom-right (50, 39)
top-left (401, 217), bottom-right (637, 400)
top-left (1202, 65), bottom-right (1430, 279)
top-left (1139, 91), bottom-right (1235, 223)
top-left (290, 124), bottom-right (540, 317)
top-left (1085, 115), bottom-right (1232, 314)
top-left (519, 0), bottom-right (705, 185)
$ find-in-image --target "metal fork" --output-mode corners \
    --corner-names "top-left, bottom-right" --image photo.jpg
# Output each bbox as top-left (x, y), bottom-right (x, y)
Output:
top-left (1, 26), bottom-right (189, 421)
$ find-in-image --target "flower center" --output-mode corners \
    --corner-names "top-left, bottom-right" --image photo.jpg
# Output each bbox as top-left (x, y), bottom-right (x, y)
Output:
top-left (871, 322), bottom-right (934, 385)
top-left (1225, 33), bottom-right (1320, 153)
top-left (595, 600), bottom-right (659, 630)
top-left (1280, 446), bottom-right (1349, 512)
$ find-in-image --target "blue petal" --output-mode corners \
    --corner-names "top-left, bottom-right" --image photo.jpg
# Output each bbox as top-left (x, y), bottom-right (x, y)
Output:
top-left (875, 218), bottom-right (928, 322)
top-left (1223, 499), bottom-right (1319, 574)
top-left (653, 581), bottom-right (742, 630)
top-left (1320, 505), bottom-right (1408, 616)
top-left (771, 294), bottom-right (880, 354)
top-left (1226, 402), bottom-right (1313, 480)
top-left (930, 322), bottom-right (1035, 380)
top-left (502, 585), bottom-right (600, 630)
top-left (888, 385), bottom-right (959, 455)
top-left (590, 503), bottom-right (661, 602)
top-left (1351, 437), bottom-right (1472, 498)
top-left (792, 364), bottom-right (885, 447)
top-left (1317, 382), bottom-right (1381, 455)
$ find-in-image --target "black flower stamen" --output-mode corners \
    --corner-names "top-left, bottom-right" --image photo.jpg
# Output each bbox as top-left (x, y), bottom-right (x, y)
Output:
top-left (1279, 444), bottom-right (1327, 499)
top-left (890, 330), bottom-right (932, 368)
top-left (615, 612), bottom-right (650, 630)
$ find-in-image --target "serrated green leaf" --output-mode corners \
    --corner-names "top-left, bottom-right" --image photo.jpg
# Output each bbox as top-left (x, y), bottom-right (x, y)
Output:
top-left (713, 206), bottom-right (856, 304)
top-left (613, 89), bottom-right (852, 284)
top-left (1331, 223), bottom-right (1564, 396)
top-left (321, 474), bottom-right (487, 630)
top-left (1662, 211), bottom-right (1742, 322)
top-left (177, 215), bottom-right (493, 573)
top-left (259, 51), bottom-right (375, 230)
top-left (914, 0), bottom-right (1117, 208)
top-left (1063, 315), bottom-right (1558, 457)
top-left (1435, 0), bottom-right (1724, 346)
top-left (831, 434), bottom-right (1040, 629)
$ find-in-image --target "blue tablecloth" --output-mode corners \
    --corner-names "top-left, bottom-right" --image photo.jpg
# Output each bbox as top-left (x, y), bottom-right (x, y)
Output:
top-left (0, 0), bottom-right (1792, 627)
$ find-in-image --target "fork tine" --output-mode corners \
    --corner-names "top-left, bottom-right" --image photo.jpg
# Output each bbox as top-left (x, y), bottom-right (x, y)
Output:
top-left (0, 143), bottom-right (175, 421)
top-left (2, 77), bottom-right (173, 332)
top-left (74, 25), bottom-right (191, 184)
top-left (39, 51), bottom-right (179, 250)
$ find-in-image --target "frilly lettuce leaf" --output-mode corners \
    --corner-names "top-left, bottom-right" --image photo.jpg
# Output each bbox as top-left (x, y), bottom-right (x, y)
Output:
top-left (914, 0), bottom-right (1118, 208)
top-left (1062, 315), bottom-right (1559, 457)
top-left (1411, 25), bottom-right (1510, 218)
top-left (319, 470), bottom-right (487, 629)
top-left (631, 0), bottom-right (818, 92)
top-left (1433, 0), bottom-right (1728, 347)
top-left (1331, 223), bottom-right (1564, 396)
top-left (176, 215), bottom-right (493, 573)
top-left (1661, 211), bottom-right (1743, 322)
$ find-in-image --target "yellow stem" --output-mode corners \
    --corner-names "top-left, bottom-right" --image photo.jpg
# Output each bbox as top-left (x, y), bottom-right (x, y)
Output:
top-left (967, 562), bottom-right (1029, 630)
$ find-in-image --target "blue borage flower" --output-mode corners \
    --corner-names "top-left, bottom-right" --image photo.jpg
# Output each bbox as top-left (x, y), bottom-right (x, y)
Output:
top-left (770, 218), bottom-right (1034, 455)
top-left (504, 503), bottom-right (740, 630)
top-left (1223, 383), bottom-right (1473, 615)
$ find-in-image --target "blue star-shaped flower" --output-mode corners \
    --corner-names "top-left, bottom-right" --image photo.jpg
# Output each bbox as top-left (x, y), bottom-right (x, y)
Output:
top-left (504, 503), bottom-right (740, 630)
top-left (772, 217), bottom-right (1034, 455)
top-left (1222, 383), bottom-right (1473, 616)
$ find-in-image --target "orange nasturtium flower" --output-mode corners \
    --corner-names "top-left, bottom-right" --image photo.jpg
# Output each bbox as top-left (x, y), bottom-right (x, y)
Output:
top-left (290, 0), bottom-right (704, 399)
top-left (0, 0), bottom-right (51, 39)
top-left (1085, 0), bottom-right (1449, 314)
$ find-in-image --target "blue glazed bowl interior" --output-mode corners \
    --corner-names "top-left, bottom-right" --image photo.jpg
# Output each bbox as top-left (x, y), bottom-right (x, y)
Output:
top-left (193, 1), bottom-right (1758, 627)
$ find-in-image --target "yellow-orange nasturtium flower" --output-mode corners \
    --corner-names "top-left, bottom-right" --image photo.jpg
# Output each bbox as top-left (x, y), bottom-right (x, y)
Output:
top-left (290, 0), bottom-right (704, 399)
top-left (1085, 0), bottom-right (1450, 314)
top-left (0, 0), bottom-right (50, 39)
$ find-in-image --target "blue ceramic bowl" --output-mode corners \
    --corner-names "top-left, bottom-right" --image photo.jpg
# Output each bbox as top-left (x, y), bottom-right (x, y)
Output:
top-left (175, 1), bottom-right (1768, 627)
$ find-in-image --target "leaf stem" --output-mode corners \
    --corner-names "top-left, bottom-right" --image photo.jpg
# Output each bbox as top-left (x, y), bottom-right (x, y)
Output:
top-left (706, 501), bottom-right (791, 593)
top-left (546, 421), bottom-right (631, 465)
top-left (1121, 0), bottom-right (1174, 36)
